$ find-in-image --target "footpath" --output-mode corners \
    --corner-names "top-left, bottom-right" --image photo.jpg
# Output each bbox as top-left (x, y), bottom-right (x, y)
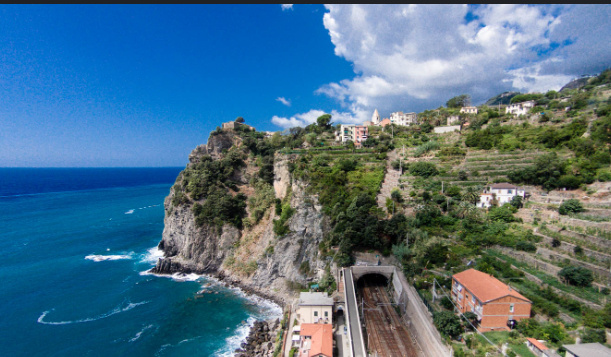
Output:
top-left (377, 150), bottom-right (402, 209)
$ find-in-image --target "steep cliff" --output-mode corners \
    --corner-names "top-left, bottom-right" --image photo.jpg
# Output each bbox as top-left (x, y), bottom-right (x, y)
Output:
top-left (152, 131), bottom-right (327, 302)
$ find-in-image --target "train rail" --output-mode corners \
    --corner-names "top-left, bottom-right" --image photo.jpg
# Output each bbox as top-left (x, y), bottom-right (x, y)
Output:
top-left (358, 276), bottom-right (419, 357)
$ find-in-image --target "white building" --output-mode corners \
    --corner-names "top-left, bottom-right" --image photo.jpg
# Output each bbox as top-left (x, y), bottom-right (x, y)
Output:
top-left (447, 115), bottom-right (460, 125)
top-left (295, 292), bottom-right (334, 325)
top-left (371, 109), bottom-right (380, 125)
top-left (478, 183), bottom-right (525, 208)
top-left (460, 106), bottom-right (478, 114)
top-left (506, 100), bottom-right (536, 116)
top-left (390, 111), bottom-right (418, 126)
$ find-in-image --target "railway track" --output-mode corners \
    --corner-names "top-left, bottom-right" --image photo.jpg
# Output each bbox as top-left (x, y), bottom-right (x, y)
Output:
top-left (358, 276), bottom-right (418, 357)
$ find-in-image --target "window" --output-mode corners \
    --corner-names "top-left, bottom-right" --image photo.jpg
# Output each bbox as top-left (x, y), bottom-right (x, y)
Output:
top-left (508, 190), bottom-right (513, 194)
top-left (314, 311), bottom-right (318, 317)
top-left (324, 311), bottom-right (328, 317)
top-left (471, 295), bottom-right (475, 304)
top-left (509, 304), bottom-right (514, 313)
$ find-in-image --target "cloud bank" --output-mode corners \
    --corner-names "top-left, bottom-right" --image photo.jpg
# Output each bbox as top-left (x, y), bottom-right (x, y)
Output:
top-left (271, 109), bottom-right (365, 129)
top-left (271, 5), bottom-right (611, 128)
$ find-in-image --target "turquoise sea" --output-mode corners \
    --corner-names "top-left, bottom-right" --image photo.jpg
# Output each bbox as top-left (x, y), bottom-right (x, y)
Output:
top-left (0, 168), bottom-right (280, 357)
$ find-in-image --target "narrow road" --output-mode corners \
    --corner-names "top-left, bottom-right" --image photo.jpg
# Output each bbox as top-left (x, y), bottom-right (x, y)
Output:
top-left (345, 269), bottom-right (366, 357)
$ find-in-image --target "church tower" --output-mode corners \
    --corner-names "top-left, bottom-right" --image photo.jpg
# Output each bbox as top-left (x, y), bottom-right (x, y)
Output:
top-left (372, 109), bottom-right (380, 125)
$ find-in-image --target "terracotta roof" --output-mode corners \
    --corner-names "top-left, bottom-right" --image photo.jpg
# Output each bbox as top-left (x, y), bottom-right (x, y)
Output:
top-left (490, 183), bottom-right (518, 189)
top-left (453, 269), bottom-right (531, 303)
top-left (527, 338), bottom-right (548, 350)
top-left (300, 324), bottom-right (333, 357)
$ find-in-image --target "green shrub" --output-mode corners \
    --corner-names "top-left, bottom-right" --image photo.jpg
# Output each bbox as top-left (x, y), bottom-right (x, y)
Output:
top-left (409, 162), bottom-right (439, 178)
top-left (582, 328), bottom-right (606, 343)
top-left (433, 311), bottom-right (463, 338)
top-left (558, 199), bottom-right (585, 215)
top-left (558, 266), bottom-right (594, 287)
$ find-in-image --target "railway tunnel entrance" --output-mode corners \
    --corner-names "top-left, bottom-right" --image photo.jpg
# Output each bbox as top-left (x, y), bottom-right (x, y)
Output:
top-left (356, 273), bottom-right (418, 357)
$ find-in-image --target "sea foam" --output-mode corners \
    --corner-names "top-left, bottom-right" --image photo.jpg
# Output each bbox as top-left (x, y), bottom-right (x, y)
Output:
top-left (37, 301), bottom-right (149, 325)
top-left (141, 246), bottom-right (164, 264)
top-left (125, 209), bottom-right (134, 214)
top-left (85, 254), bottom-right (132, 262)
top-left (214, 317), bottom-right (256, 357)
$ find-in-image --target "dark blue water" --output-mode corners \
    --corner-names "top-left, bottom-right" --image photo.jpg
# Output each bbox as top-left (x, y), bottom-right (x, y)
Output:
top-left (0, 168), bottom-right (280, 357)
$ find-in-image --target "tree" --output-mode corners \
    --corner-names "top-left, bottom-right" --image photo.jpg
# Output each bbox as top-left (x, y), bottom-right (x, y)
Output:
top-left (433, 311), bottom-right (463, 338)
top-left (510, 195), bottom-right (523, 209)
top-left (440, 296), bottom-right (454, 310)
top-left (458, 170), bottom-right (468, 181)
top-left (391, 190), bottom-right (404, 204)
top-left (409, 162), bottom-right (439, 178)
top-left (446, 94), bottom-right (471, 108)
top-left (558, 199), bottom-right (585, 215)
top-left (316, 114), bottom-right (332, 129)
top-left (235, 116), bottom-right (245, 123)
top-left (551, 238), bottom-right (561, 247)
top-left (559, 266), bottom-right (594, 287)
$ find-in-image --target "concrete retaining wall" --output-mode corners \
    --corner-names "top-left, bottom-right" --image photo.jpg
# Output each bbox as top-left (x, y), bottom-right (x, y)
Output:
top-left (391, 267), bottom-right (450, 357)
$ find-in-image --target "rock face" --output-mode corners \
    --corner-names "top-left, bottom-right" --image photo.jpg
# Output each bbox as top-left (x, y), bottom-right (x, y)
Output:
top-left (153, 132), bottom-right (327, 302)
top-left (234, 320), bottom-right (280, 357)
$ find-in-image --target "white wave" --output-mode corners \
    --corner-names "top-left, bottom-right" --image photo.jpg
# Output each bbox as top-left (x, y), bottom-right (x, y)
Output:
top-left (37, 301), bottom-right (149, 325)
top-left (125, 209), bottom-right (134, 214)
top-left (139, 270), bottom-right (203, 282)
top-left (214, 318), bottom-right (256, 357)
top-left (85, 254), bottom-right (132, 262)
top-left (141, 246), bottom-right (164, 264)
top-left (129, 324), bottom-right (154, 342)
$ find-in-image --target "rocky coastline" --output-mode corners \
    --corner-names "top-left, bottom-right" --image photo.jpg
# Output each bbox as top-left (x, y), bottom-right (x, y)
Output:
top-left (234, 319), bottom-right (282, 357)
top-left (149, 258), bottom-right (286, 306)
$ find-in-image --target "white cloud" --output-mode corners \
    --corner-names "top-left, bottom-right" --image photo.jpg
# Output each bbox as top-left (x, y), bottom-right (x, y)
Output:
top-left (276, 97), bottom-right (291, 106)
top-left (281, 4), bottom-right (293, 11)
top-left (315, 4), bottom-right (611, 118)
top-left (271, 108), bottom-right (365, 129)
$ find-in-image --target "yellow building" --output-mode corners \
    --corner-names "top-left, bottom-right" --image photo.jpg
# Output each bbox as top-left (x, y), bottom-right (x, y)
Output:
top-left (296, 292), bottom-right (334, 325)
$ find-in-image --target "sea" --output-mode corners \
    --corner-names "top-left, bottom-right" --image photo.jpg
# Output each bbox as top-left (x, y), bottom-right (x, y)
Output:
top-left (0, 168), bottom-right (281, 357)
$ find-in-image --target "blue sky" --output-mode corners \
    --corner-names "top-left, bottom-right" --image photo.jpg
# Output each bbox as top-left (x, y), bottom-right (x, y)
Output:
top-left (1, 5), bottom-right (610, 167)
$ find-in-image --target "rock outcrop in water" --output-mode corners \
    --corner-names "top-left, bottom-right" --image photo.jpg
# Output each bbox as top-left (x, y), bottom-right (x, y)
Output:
top-left (152, 130), bottom-right (327, 303)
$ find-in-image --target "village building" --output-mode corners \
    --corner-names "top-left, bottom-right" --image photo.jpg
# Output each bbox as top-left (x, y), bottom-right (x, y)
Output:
top-left (335, 124), bottom-right (368, 145)
top-left (447, 115), bottom-right (460, 125)
top-left (526, 338), bottom-right (550, 357)
top-left (295, 292), bottom-right (334, 325)
top-left (379, 118), bottom-right (391, 127)
top-left (460, 106), bottom-right (478, 114)
top-left (371, 109), bottom-right (380, 125)
top-left (362, 120), bottom-right (374, 127)
top-left (478, 183), bottom-right (525, 208)
top-left (222, 121), bottom-right (254, 131)
top-left (298, 324), bottom-right (333, 357)
top-left (390, 111), bottom-right (418, 126)
top-left (563, 343), bottom-right (611, 357)
top-left (451, 269), bottom-right (532, 332)
top-left (506, 100), bottom-right (536, 116)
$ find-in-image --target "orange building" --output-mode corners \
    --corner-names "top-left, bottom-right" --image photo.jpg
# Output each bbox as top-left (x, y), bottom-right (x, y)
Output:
top-left (451, 269), bottom-right (532, 332)
top-left (299, 324), bottom-right (333, 357)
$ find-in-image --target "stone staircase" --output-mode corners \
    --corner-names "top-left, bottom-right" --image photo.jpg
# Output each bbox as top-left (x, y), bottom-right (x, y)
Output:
top-left (377, 150), bottom-right (403, 209)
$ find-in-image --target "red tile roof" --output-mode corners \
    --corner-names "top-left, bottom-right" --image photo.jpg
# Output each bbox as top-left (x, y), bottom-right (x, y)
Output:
top-left (527, 338), bottom-right (548, 350)
top-left (453, 269), bottom-right (531, 303)
top-left (300, 324), bottom-right (333, 357)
